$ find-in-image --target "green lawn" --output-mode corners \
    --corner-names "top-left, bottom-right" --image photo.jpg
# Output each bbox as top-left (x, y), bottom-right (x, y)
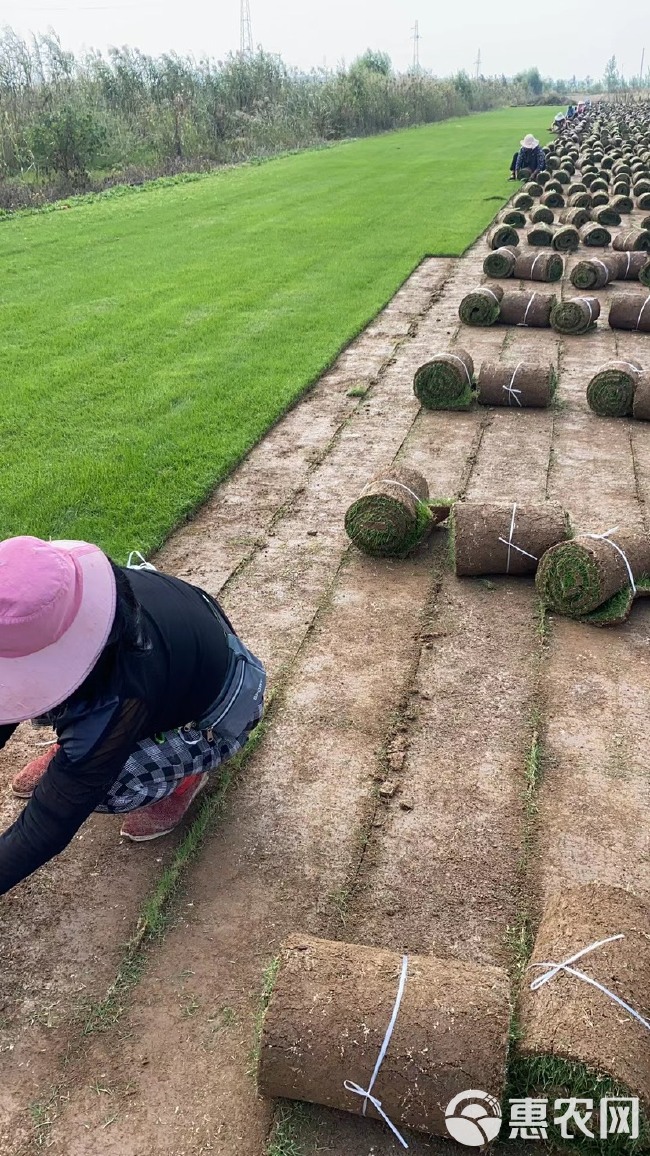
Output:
top-left (0, 106), bottom-right (555, 559)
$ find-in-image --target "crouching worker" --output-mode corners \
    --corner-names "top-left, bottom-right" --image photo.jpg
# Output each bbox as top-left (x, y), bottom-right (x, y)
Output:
top-left (0, 536), bottom-right (266, 893)
top-left (509, 133), bottom-right (547, 181)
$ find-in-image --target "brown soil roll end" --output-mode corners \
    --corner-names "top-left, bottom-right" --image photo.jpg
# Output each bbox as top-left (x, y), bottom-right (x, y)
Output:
top-left (258, 935), bottom-right (512, 1138)
top-left (517, 884), bottom-right (650, 1108)
top-left (632, 373), bottom-right (650, 420)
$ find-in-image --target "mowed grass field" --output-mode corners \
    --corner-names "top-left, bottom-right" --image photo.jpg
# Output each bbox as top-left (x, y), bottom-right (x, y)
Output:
top-left (1, 106), bottom-right (555, 558)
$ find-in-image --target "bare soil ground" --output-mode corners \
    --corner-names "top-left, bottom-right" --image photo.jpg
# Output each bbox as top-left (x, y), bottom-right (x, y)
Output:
top-left (2, 204), bottom-right (650, 1156)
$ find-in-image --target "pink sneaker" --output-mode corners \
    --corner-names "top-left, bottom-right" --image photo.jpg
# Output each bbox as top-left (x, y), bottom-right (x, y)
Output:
top-left (12, 744), bottom-right (60, 798)
top-left (120, 773), bottom-right (208, 842)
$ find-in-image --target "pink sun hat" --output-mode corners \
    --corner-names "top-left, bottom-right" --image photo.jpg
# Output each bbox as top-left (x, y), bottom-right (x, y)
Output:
top-left (0, 536), bottom-right (117, 725)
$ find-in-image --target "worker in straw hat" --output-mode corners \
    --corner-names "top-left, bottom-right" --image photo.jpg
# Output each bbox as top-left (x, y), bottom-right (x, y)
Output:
top-left (508, 133), bottom-right (547, 181)
top-left (0, 537), bottom-right (266, 893)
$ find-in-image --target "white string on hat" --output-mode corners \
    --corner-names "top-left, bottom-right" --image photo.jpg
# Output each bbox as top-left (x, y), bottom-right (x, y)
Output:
top-left (344, 955), bottom-right (409, 1149)
top-left (529, 934), bottom-right (650, 1033)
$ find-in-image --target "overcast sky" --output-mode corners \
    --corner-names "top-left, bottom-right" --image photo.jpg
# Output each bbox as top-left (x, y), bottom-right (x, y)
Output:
top-left (3, 0), bottom-right (649, 80)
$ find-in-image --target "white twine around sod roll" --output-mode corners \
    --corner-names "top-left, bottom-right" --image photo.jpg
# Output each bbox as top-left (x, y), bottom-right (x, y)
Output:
top-left (624, 252), bottom-right (632, 277)
top-left (480, 287), bottom-right (501, 305)
top-left (375, 478), bottom-right (426, 506)
top-left (585, 527), bottom-right (636, 594)
top-left (521, 292), bottom-right (538, 327)
top-left (503, 362), bottom-right (523, 407)
top-left (593, 258), bottom-right (611, 282)
top-left (636, 296), bottom-right (650, 331)
top-left (343, 954), bottom-right (409, 1149)
top-left (498, 502), bottom-right (539, 573)
top-left (529, 934), bottom-right (650, 1033)
top-left (575, 297), bottom-right (594, 324)
top-left (531, 252), bottom-right (545, 280)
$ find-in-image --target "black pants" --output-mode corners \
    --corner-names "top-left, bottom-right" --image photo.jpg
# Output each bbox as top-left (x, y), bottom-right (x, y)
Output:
top-left (510, 152), bottom-right (519, 173)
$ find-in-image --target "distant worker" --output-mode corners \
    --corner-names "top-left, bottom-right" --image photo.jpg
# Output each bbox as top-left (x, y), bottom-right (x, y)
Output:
top-left (509, 133), bottom-right (547, 181)
top-left (551, 111), bottom-right (567, 133)
top-left (567, 104), bottom-right (577, 120)
top-left (577, 100), bottom-right (586, 116)
top-left (0, 536), bottom-right (266, 893)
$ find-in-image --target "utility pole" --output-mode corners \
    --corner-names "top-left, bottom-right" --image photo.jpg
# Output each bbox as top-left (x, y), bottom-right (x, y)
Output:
top-left (240, 0), bottom-right (253, 55)
top-left (411, 20), bottom-right (420, 74)
top-left (474, 48), bottom-right (481, 80)
top-left (640, 46), bottom-right (646, 88)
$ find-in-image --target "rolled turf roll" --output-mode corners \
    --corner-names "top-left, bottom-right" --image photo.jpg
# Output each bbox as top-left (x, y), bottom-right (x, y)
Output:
top-left (530, 205), bottom-right (554, 224)
top-left (483, 247), bottom-right (517, 278)
top-left (550, 296), bottom-right (600, 335)
top-left (541, 190), bottom-right (565, 208)
top-left (500, 209), bottom-right (526, 227)
top-left (570, 256), bottom-right (617, 290)
top-left (516, 886), bottom-right (650, 1111)
top-left (642, 215), bottom-right (650, 231)
top-left (536, 170), bottom-right (551, 184)
top-left (637, 192), bottom-right (650, 210)
top-left (512, 251), bottom-right (564, 282)
top-left (569, 192), bottom-right (592, 208)
top-left (527, 224), bottom-right (553, 246)
top-left (612, 179), bottom-right (631, 195)
top-left (613, 228), bottom-right (650, 252)
top-left (413, 348), bottom-right (474, 409)
top-left (555, 168), bottom-right (571, 184)
top-left (487, 223), bottom-right (519, 250)
top-left (586, 359), bottom-right (643, 416)
top-left (590, 177), bottom-right (610, 192)
top-left (452, 500), bottom-right (569, 576)
top-left (535, 529), bottom-right (650, 619)
top-left (458, 285), bottom-right (503, 326)
top-left (594, 205), bottom-right (621, 226)
top-left (552, 225), bottom-right (580, 253)
top-left (613, 250), bottom-right (649, 279)
top-left (639, 260), bottom-right (650, 289)
top-left (344, 466), bottom-right (435, 556)
top-left (632, 373), bottom-right (650, 420)
top-left (634, 178), bottom-right (650, 194)
top-left (609, 293), bottom-right (650, 331)
top-left (567, 182), bottom-right (587, 196)
top-left (579, 221), bottom-right (612, 247)
top-left (257, 935), bottom-right (512, 1139)
top-left (544, 179), bottom-right (563, 194)
top-left (523, 181), bottom-right (543, 197)
top-left (499, 291), bottom-right (555, 328)
top-left (512, 193), bottom-right (534, 211)
top-left (560, 206), bottom-right (590, 229)
top-left (590, 191), bottom-right (610, 207)
top-left (476, 362), bottom-right (557, 408)
top-left (610, 194), bottom-right (634, 213)
top-left (517, 167), bottom-right (531, 180)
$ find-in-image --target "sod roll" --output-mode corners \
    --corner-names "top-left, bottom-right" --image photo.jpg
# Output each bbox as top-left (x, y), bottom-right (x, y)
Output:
top-left (499, 291), bottom-right (555, 328)
top-left (550, 296), bottom-right (600, 335)
top-left (639, 260), bottom-right (650, 289)
top-left (257, 935), bottom-right (512, 1140)
top-left (516, 885), bottom-right (650, 1111)
top-left (530, 206), bottom-right (554, 225)
top-left (637, 192), bottom-right (650, 210)
top-left (487, 224), bottom-right (519, 250)
top-left (609, 293), bottom-right (650, 332)
top-left (483, 247), bottom-right (517, 278)
top-left (586, 359), bottom-right (643, 417)
top-left (569, 191), bottom-right (592, 208)
top-left (453, 500), bottom-right (569, 576)
top-left (610, 194), bottom-right (634, 213)
top-left (541, 190), bottom-right (565, 209)
top-left (535, 530), bottom-right (650, 618)
top-left (613, 250), bottom-right (649, 279)
top-left (344, 467), bottom-right (434, 557)
top-left (560, 207), bottom-right (590, 229)
top-left (476, 362), bottom-right (556, 408)
top-left (590, 191), bottom-right (610, 207)
top-left (552, 225), bottom-right (580, 253)
top-left (513, 193), bottom-right (534, 211)
top-left (527, 224), bottom-right (553, 247)
top-left (632, 373), bottom-right (650, 420)
top-left (512, 252), bottom-right (564, 282)
top-left (458, 285), bottom-right (503, 326)
top-left (413, 348), bottom-right (474, 410)
top-left (593, 205), bottom-right (621, 227)
top-left (613, 229), bottom-right (650, 252)
top-left (523, 181), bottom-right (543, 197)
top-left (579, 222), bottom-right (612, 247)
top-left (501, 209), bottom-right (526, 228)
top-left (570, 257), bottom-right (617, 290)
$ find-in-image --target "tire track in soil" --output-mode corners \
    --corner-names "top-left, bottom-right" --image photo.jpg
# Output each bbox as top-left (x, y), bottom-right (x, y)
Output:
top-left (37, 248), bottom-right (521, 1156)
top-left (0, 260), bottom-right (454, 1152)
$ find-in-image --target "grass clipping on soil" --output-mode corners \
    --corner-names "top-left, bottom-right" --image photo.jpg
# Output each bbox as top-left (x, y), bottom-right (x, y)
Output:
top-left (514, 884), bottom-right (650, 1152)
top-left (345, 466), bottom-right (446, 557)
top-left (535, 529), bottom-right (650, 624)
top-left (413, 348), bottom-right (474, 409)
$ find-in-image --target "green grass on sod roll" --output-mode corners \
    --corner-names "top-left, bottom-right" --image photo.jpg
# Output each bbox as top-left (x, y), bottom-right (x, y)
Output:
top-left (344, 494), bottom-right (437, 557)
top-left (506, 1053), bottom-right (650, 1154)
top-left (587, 365), bottom-right (638, 416)
top-left (640, 261), bottom-right (650, 288)
top-left (501, 210), bottom-right (527, 227)
top-left (0, 106), bottom-right (556, 558)
top-left (483, 248), bottom-right (516, 278)
top-left (413, 358), bottom-right (474, 410)
top-left (459, 288), bottom-right (502, 326)
top-left (553, 225), bottom-right (580, 253)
